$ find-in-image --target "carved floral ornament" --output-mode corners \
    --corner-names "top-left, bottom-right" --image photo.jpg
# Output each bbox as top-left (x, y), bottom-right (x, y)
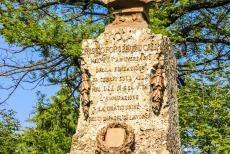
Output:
top-left (80, 69), bottom-right (91, 119)
top-left (150, 66), bottom-right (165, 115)
top-left (96, 122), bottom-right (135, 154)
top-left (150, 49), bottom-right (165, 115)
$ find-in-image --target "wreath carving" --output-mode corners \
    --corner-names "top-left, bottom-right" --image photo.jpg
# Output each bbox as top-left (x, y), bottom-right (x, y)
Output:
top-left (96, 122), bottom-right (135, 154)
top-left (150, 66), bottom-right (165, 115)
top-left (80, 69), bottom-right (91, 119)
top-left (150, 48), bottom-right (165, 115)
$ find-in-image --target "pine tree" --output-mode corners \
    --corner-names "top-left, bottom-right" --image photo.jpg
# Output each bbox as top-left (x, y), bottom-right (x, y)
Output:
top-left (0, 109), bottom-right (20, 153)
top-left (17, 87), bottom-right (79, 154)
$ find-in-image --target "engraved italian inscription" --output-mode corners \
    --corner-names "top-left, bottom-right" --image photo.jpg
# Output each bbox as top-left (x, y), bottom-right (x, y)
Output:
top-left (81, 42), bottom-right (161, 121)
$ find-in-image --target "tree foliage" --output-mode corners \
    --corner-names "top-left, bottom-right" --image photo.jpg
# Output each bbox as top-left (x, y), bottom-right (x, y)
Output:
top-left (17, 87), bottom-right (79, 153)
top-left (0, 0), bottom-right (106, 103)
top-left (0, 109), bottom-right (20, 153)
top-left (179, 78), bottom-right (230, 153)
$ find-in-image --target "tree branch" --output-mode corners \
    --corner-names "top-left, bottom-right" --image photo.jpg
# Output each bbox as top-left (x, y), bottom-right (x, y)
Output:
top-left (169, 0), bottom-right (230, 24)
top-left (36, 0), bottom-right (107, 10)
top-left (186, 37), bottom-right (230, 45)
top-left (178, 53), bottom-right (229, 68)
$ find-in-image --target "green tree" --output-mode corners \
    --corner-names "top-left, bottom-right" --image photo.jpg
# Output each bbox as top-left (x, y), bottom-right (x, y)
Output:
top-left (0, 109), bottom-right (20, 153)
top-left (178, 78), bottom-right (230, 153)
top-left (17, 87), bottom-right (79, 154)
top-left (0, 0), bottom-right (229, 153)
top-left (149, 0), bottom-right (229, 80)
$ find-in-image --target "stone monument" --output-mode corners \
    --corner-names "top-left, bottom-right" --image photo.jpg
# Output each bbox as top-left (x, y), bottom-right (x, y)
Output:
top-left (70, 0), bottom-right (181, 153)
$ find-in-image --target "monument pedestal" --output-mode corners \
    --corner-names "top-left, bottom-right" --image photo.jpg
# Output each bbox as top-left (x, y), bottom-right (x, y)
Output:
top-left (71, 1), bottom-right (181, 153)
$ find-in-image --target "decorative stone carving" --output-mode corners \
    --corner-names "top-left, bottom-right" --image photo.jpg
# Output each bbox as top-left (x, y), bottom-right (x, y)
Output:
top-left (96, 122), bottom-right (135, 154)
top-left (150, 53), bottom-right (165, 115)
top-left (80, 69), bottom-right (91, 119)
top-left (112, 13), bottom-right (146, 25)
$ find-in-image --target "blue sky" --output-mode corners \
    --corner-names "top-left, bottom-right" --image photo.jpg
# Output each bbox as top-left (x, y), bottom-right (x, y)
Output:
top-left (0, 37), bottom-right (59, 128)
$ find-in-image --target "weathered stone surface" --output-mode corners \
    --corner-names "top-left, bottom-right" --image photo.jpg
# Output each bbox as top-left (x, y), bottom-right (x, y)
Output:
top-left (70, 25), bottom-right (181, 153)
top-left (70, 1), bottom-right (181, 153)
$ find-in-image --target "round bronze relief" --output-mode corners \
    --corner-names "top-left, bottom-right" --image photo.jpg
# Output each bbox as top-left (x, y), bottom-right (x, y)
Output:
top-left (96, 122), bottom-right (135, 154)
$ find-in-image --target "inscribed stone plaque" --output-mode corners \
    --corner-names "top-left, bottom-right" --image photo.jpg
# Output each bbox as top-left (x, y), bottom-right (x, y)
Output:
top-left (70, 26), bottom-right (180, 154)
